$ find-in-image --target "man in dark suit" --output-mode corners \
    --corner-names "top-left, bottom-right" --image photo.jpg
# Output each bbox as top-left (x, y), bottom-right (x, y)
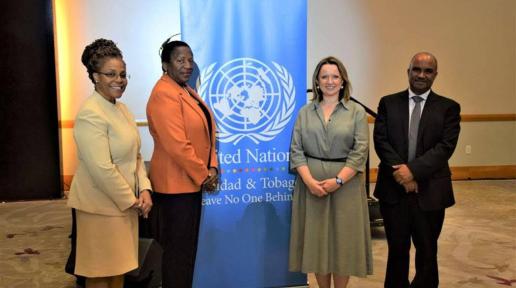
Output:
top-left (373, 52), bottom-right (461, 288)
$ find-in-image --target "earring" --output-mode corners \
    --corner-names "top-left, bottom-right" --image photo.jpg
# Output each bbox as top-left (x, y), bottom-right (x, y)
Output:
top-left (340, 86), bottom-right (344, 89)
top-left (316, 86), bottom-right (320, 89)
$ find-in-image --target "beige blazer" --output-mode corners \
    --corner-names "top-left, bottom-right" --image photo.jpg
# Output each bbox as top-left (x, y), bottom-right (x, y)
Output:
top-left (68, 91), bottom-right (152, 216)
top-left (147, 75), bottom-right (218, 193)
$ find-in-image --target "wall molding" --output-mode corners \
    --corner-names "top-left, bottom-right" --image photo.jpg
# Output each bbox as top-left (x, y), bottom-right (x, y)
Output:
top-left (61, 165), bottom-right (515, 191)
top-left (58, 120), bottom-right (74, 129)
top-left (449, 165), bottom-right (516, 180)
top-left (368, 165), bottom-right (516, 182)
top-left (58, 113), bottom-right (516, 128)
top-left (459, 114), bottom-right (516, 122)
top-left (367, 114), bottom-right (516, 123)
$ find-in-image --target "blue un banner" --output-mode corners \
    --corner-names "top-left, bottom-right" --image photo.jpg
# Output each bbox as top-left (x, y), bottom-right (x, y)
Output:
top-left (181, 0), bottom-right (307, 287)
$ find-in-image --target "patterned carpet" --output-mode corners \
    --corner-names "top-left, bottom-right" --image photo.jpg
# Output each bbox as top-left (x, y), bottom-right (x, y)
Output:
top-left (0, 180), bottom-right (514, 288)
top-left (309, 180), bottom-right (516, 288)
top-left (0, 200), bottom-right (76, 288)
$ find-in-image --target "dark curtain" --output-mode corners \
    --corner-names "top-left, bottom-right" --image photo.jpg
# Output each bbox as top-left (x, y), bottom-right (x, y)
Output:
top-left (0, 0), bottom-right (61, 200)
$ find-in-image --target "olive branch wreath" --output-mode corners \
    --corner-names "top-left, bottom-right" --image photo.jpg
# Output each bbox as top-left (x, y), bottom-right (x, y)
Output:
top-left (199, 61), bottom-right (296, 144)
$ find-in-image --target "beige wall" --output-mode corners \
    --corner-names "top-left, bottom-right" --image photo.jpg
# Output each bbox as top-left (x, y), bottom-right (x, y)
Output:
top-left (53, 0), bottom-right (181, 177)
top-left (56, 0), bottom-right (515, 182)
top-left (309, 0), bottom-right (516, 113)
top-left (368, 121), bottom-right (516, 168)
top-left (309, 0), bottom-right (516, 168)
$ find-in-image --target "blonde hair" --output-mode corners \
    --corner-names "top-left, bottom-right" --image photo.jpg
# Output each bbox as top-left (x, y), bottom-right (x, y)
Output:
top-left (311, 56), bottom-right (352, 102)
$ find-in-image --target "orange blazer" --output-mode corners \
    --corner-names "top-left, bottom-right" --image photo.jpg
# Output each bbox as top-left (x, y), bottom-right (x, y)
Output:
top-left (146, 75), bottom-right (218, 193)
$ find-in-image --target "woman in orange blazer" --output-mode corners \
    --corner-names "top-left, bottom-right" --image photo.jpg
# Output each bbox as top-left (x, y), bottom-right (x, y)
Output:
top-left (146, 39), bottom-right (218, 288)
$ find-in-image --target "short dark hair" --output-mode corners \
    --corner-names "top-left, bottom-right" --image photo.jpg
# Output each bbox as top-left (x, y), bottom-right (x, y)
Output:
top-left (160, 39), bottom-right (190, 70)
top-left (81, 39), bottom-right (123, 83)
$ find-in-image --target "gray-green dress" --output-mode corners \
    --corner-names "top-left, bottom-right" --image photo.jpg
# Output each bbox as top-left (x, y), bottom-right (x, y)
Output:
top-left (289, 99), bottom-right (373, 277)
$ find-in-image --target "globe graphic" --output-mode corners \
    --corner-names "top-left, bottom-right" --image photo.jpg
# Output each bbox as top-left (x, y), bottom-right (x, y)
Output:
top-left (207, 58), bottom-right (282, 132)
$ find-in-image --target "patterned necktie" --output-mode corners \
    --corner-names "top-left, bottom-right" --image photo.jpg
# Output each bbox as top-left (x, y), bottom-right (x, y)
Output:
top-left (408, 96), bottom-right (424, 161)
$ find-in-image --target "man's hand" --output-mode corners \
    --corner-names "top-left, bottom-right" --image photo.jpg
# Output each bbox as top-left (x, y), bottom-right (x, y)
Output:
top-left (402, 180), bottom-right (418, 193)
top-left (392, 164), bottom-right (414, 184)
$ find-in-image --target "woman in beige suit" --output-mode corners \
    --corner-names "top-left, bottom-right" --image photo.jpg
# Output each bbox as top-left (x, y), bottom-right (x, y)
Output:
top-left (146, 39), bottom-right (218, 288)
top-left (67, 39), bottom-right (152, 288)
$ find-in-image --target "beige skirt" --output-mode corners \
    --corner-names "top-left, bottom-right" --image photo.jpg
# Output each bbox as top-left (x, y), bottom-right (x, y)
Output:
top-left (75, 209), bottom-right (138, 277)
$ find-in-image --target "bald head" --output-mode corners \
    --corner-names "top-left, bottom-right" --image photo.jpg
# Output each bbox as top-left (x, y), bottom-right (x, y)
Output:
top-left (409, 52), bottom-right (438, 71)
top-left (407, 52), bottom-right (438, 94)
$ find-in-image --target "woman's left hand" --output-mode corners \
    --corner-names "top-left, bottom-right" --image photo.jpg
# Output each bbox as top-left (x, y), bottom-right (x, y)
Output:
top-left (138, 190), bottom-right (153, 218)
top-left (320, 178), bottom-right (341, 193)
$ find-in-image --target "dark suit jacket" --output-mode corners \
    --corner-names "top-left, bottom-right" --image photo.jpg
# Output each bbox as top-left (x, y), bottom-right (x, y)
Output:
top-left (373, 90), bottom-right (461, 211)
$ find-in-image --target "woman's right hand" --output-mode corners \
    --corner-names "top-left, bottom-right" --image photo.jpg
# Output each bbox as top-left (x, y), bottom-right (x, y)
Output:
top-left (305, 178), bottom-right (327, 197)
top-left (296, 165), bottom-right (327, 197)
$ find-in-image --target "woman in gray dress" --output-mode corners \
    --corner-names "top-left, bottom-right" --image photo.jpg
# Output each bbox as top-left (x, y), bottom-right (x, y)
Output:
top-left (289, 56), bottom-right (373, 288)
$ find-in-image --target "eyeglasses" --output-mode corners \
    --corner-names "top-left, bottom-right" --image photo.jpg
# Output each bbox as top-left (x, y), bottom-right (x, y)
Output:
top-left (95, 71), bottom-right (130, 80)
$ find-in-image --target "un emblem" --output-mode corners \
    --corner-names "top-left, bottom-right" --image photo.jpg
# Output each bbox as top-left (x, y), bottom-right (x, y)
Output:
top-left (199, 58), bottom-right (296, 144)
